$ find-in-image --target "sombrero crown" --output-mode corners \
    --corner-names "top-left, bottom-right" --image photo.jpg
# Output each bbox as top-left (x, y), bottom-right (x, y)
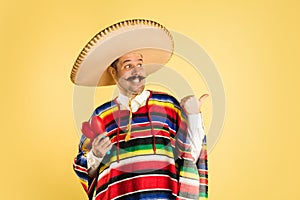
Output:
top-left (70, 19), bottom-right (174, 86)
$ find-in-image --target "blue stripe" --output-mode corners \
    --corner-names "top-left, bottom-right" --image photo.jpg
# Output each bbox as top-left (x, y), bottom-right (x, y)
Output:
top-left (93, 100), bottom-right (117, 116)
top-left (121, 191), bottom-right (176, 200)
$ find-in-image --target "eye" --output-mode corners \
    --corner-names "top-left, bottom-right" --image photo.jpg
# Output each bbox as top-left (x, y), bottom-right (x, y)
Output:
top-left (124, 65), bottom-right (131, 69)
top-left (137, 64), bottom-right (142, 68)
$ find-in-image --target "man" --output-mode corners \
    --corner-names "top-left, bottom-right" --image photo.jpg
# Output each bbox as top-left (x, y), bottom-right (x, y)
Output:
top-left (71, 19), bottom-right (208, 200)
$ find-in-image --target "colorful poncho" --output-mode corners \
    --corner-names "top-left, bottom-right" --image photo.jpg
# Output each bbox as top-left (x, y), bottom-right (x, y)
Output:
top-left (73, 91), bottom-right (208, 199)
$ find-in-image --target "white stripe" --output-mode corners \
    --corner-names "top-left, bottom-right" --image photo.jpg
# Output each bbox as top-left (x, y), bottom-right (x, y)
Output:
top-left (74, 168), bottom-right (87, 174)
top-left (177, 196), bottom-right (197, 200)
top-left (129, 134), bottom-right (172, 141)
top-left (73, 163), bottom-right (88, 174)
top-left (198, 169), bottom-right (208, 172)
top-left (179, 176), bottom-right (199, 186)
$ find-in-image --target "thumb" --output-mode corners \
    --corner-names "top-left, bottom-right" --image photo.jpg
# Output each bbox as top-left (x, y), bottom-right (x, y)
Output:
top-left (198, 94), bottom-right (209, 105)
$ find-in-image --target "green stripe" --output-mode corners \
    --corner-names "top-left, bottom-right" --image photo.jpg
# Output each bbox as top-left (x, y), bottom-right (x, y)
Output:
top-left (122, 144), bottom-right (173, 153)
top-left (199, 192), bottom-right (208, 197)
top-left (181, 165), bottom-right (199, 175)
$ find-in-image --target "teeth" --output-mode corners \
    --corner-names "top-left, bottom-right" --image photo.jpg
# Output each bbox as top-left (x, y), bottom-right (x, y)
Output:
top-left (133, 78), bottom-right (139, 83)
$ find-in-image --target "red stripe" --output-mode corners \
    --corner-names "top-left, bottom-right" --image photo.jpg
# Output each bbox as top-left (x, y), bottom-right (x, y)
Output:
top-left (103, 110), bottom-right (129, 127)
top-left (96, 176), bottom-right (178, 200)
top-left (200, 179), bottom-right (208, 184)
top-left (97, 161), bottom-right (177, 187)
top-left (199, 148), bottom-right (207, 157)
top-left (183, 153), bottom-right (194, 161)
top-left (81, 182), bottom-right (88, 193)
top-left (110, 128), bottom-right (172, 143)
top-left (179, 182), bottom-right (199, 195)
top-left (177, 150), bottom-right (194, 161)
top-left (170, 137), bottom-right (175, 147)
top-left (198, 170), bottom-right (208, 175)
top-left (130, 128), bottom-right (171, 139)
top-left (176, 138), bottom-right (191, 149)
top-left (74, 164), bottom-right (88, 173)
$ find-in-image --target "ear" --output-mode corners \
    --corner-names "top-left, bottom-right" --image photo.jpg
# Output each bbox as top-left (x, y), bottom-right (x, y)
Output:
top-left (107, 66), bottom-right (118, 82)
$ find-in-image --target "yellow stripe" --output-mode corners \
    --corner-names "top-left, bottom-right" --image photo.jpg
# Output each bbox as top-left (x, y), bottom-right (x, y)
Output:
top-left (148, 100), bottom-right (176, 110)
top-left (117, 148), bottom-right (173, 160)
top-left (98, 106), bottom-right (119, 119)
top-left (79, 178), bottom-right (88, 188)
top-left (99, 149), bottom-right (174, 171)
top-left (180, 171), bottom-right (199, 180)
top-left (81, 138), bottom-right (91, 153)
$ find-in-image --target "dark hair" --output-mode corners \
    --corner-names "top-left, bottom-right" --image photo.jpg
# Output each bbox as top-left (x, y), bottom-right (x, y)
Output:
top-left (110, 58), bottom-right (119, 70)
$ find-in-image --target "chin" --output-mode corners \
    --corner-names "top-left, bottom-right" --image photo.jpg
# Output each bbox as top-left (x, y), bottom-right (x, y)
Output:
top-left (131, 86), bottom-right (145, 95)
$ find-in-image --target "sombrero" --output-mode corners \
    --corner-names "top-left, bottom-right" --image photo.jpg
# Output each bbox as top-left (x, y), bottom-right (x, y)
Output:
top-left (70, 19), bottom-right (174, 86)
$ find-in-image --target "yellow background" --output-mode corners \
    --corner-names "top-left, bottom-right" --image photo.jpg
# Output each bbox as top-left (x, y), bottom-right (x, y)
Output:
top-left (1, 0), bottom-right (299, 199)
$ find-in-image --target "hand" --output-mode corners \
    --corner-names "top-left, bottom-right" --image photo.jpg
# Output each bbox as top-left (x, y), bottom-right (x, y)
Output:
top-left (91, 133), bottom-right (112, 158)
top-left (180, 94), bottom-right (209, 114)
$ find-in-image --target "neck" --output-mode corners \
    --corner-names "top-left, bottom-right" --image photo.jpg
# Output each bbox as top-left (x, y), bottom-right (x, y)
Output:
top-left (119, 90), bottom-right (141, 99)
top-left (117, 85), bottom-right (144, 99)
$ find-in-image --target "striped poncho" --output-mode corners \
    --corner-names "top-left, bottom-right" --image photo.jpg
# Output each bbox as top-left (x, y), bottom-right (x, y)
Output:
top-left (73, 91), bottom-right (208, 199)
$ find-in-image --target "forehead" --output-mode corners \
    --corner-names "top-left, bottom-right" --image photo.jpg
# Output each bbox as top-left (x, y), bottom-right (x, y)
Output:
top-left (118, 52), bottom-right (143, 64)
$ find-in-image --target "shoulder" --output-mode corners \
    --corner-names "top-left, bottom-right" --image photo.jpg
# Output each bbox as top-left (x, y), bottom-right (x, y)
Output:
top-left (92, 99), bottom-right (117, 116)
top-left (150, 90), bottom-right (181, 108)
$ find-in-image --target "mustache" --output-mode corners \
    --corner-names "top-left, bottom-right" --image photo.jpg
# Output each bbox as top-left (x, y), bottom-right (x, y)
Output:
top-left (126, 75), bottom-right (146, 81)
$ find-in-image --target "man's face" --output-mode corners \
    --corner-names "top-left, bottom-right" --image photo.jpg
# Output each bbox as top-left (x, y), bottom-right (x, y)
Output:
top-left (109, 52), bottom-right (146, 96)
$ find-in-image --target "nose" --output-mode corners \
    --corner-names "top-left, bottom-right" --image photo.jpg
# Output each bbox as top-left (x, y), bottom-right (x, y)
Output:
top-left (131, 64), bottom-right (143, 74)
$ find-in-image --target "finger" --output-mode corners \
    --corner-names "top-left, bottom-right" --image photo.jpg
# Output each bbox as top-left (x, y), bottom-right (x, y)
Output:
top-left (104, 142), bottom-right (113, 151)
top-left (92, 133), bottom-right (106, 146)
top-left (181, 95), bottom-right (193, 102)
top-left (180, 96), bottom-right (190, 107)
top-left (98, 139), bottom-right (112, 154)
top-left (92, 135), bottom-right (101, 146)
top-left (181, 95), bottom-right (188, 102)
top-left (102, 142), bottom-right (113, 155)
top-left (99, 137), bottom-right (111, 147)
top-left (180, 98), bottom-right (185, 105)
top-left (180, 101), bottom-right (185, 108)
top-left (185, 95), bottom-right (194, 99)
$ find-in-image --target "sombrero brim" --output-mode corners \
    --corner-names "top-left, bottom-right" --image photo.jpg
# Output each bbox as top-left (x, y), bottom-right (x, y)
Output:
top-left (70, 19), bottom-right (174, 87)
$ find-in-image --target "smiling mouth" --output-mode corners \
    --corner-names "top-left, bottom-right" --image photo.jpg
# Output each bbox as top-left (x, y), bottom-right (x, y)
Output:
top-left (126, 75), bottom-right (146, 83)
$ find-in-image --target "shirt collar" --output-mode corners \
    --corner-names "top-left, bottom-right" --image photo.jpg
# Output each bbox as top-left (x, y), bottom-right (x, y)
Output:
top-left (117, 90), bottom-right (150, 108)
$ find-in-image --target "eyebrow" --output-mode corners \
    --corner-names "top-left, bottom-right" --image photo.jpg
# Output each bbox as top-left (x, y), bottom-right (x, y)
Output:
top-left (122, 58), bottom-right (143, 64)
